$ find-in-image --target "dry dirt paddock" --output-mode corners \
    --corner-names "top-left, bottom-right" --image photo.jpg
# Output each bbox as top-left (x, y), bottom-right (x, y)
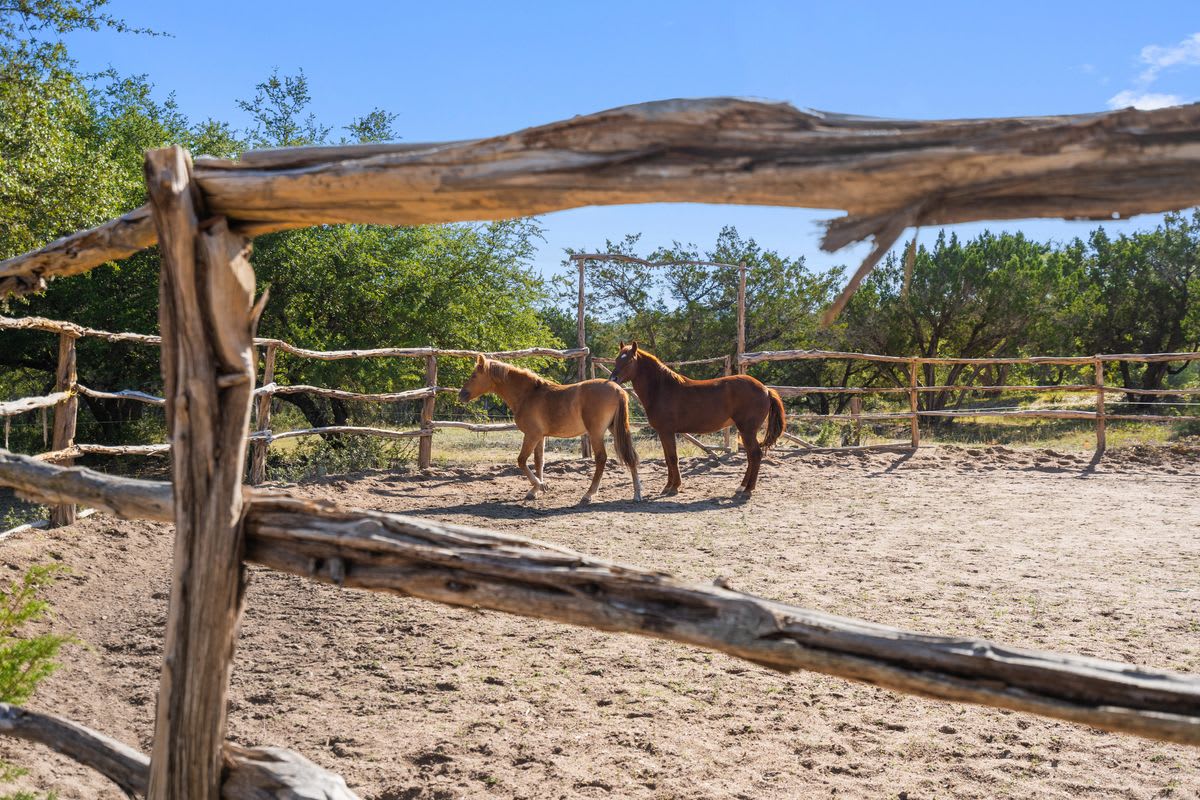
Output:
top-left (3, 444), bottom-right (1200, 799)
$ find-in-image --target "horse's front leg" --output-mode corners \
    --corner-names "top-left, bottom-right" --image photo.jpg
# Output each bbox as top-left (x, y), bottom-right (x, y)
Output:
top-left (659, 431), bottom-right (681, 496)
top-left (534, 437), bottom-right (545, 484)
top-left (517, 432), bottom-right (545, 500)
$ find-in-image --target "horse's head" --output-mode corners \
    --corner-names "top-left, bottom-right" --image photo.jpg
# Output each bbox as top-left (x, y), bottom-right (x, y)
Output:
top-left (609, 341), bottom-right (640, 384)
top-left (459, 354), bottom-right (493, 402)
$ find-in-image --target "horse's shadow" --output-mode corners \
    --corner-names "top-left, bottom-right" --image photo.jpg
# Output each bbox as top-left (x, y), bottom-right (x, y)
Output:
top-left (409, 491), bottom-right (750, 520)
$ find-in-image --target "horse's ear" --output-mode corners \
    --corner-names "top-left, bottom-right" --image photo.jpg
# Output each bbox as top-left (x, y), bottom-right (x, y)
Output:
top-left (630, 341), bottom-right (638, 353)
top-left (619, 340), bottom-right (625, 349)
top-left (475, 353), bottom-right (485, 367)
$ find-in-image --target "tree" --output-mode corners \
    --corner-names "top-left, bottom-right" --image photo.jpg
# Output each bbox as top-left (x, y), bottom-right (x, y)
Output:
top-left (1075, 212), bottom-right (1200, 396)
top-left (842, 231), bottom-right (1071, 412)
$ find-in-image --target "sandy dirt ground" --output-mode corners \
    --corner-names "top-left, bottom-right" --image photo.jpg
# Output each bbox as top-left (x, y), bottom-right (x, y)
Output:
top-left (1, 444), bottom-right (1199, 799)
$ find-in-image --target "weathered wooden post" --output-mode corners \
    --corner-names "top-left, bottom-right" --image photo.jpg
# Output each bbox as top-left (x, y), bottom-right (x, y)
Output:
top-left (144, 145), bottom-right (258, 800)
top-left (249, 343), bottom-right (277, 485)
top-left (48, 332), bottom-right (78, 527)
top-left (577, 258), bottom-right (591, 458)
top-left (908, 358), bottom-right (920, 449)
top-left (723, 355), bottom-right (732, 451)
top-left (1094, 356), bottom-right (1106, 453)
top-left (736, 262), bottom-right (747, 374)
top-left (419, 354), bottom-right (437, 469)
top-left (850, 395), bottom-right (862, 446)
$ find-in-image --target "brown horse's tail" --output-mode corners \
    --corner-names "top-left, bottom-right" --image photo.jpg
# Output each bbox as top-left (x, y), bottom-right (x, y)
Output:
top-left (610, 391), bottom-right (639, 469)
top-left (761, 388), bottom-right (785, 450)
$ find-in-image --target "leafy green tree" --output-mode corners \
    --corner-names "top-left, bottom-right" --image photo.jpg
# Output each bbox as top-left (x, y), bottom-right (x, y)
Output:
top-left (843, 231), bottom-right (1071, 412)
top-left (1075, 212), bottom-right (1200, 396)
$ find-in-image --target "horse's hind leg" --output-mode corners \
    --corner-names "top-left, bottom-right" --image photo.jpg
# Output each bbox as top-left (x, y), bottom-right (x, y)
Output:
top-left (579, 426), bottom-right (607, 505)
top-left (736, 421), bottom-right (763, 497)
top-left (660, 431), bottom-right (681, 496)
top-left (518, 432), bottom-right (545, 500)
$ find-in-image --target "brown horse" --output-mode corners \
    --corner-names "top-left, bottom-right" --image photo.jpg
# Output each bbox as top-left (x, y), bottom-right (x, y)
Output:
top-left (459, 355), bottom-right (642, 504)
top-left (608, 342), bottom-right (784, 497)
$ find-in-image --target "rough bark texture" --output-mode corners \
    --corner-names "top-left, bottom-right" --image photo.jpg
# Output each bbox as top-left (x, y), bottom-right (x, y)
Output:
top-left (0, 204), bottom-right (156, 297)
top-left (145, 146), bottom-right (258, 800)
top-left (0, 703), bottom-right (360, 799)
top-left (6, 98), bottom-right (1200, 309)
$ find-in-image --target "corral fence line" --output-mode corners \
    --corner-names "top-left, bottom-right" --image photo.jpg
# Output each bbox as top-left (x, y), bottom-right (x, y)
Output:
top-left (4, 313), bottom-right (1200, 520)
top-left (0, 314), bottom-right (586, 501)
top-left (740, 348), bottom-right (1200, 451)
top-left (1, 98), bottom-right (1200, 796)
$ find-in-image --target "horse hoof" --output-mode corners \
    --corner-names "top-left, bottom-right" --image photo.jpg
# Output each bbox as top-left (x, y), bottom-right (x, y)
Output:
top-left (662, 486), bottom-right (679, 497)
top-left (525, 489), bottom-right (540, 501)
top-left (632, 494), bottom-right (644, 503)
top-left (577, 494), bottom-right (593, 506)
top-left (734, 489), bottom-right (752, 500)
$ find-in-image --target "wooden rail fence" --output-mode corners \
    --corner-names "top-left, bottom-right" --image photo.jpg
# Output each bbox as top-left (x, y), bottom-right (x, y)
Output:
top-left (1, 98), bottom-right (1200, 797)
top-left (739, 349), bottom-right (1200, 452)
top-left (0, 314), bottom-right (586, 502)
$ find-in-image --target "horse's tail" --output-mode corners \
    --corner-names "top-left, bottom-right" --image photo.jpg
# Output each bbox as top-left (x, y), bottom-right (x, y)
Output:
top-left (761, 388), bottom-right (785, 450)
top-left (609, 390), bottom-right (639, 469)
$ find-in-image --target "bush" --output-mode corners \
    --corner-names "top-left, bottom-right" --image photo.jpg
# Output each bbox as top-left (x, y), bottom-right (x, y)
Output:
top-left (0, 565), bottom-right (73, 706)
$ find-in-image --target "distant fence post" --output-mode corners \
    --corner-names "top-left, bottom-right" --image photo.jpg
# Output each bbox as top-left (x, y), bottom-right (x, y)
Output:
top-left (1094, 356), bottom-right (1106, 452)
top-left (419, 354), bottom-right (437, 469)
top-left (736, 262), bottom-right (746, 374)
top-left (723, 355), bottom-right (733, 451)
top-left (144, 145), bottom-right (257, 800)
top-left (48, 332), bottom-right (78, 527)
top-left (850, 395), bottom-right (862, 446)
top-left (249, 343), bottom-right (276, 485)
top-left (577, 258), bottom-right (591, 458)
top-left (908, 358), bottom-right (920, 449)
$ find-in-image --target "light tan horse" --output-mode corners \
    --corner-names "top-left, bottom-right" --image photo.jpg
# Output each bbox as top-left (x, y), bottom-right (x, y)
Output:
top-left (459, 355), bottom-right (643, 504)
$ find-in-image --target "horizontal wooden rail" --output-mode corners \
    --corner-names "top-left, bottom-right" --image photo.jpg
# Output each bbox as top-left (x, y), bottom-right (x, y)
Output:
top-left (568, 253), bottom-right (746, 271)
top-left (0, 315), bottom-right (585, 362)
top-left (4, 99), bottom-right (1200, 314)
top-left (248, 426), bottom-right (427, 444)
top-left (0, 206), bottom-right (157, 298)
top-left (0, 702), bottom-right (358, 799)
top-left (741, 348), bottom-right (1200, 367)
top-left (254, 383), bottom-right (440, 402)
top-left (0, 314), bottom-right (160, 344)
top-left (2, 450), bottom-right (1197, 746)
top-left (34, 444), bottom-right (170, 462)
top-left (772, 385), bottom-right (910, 396)
top-left (76, 385), bottom-right (166, 406)
top-left (594, 354), bottom-right (729, 367)
top-left (431, 420), bottom-right (519, 432)
top-left (0, 391), bottom-right (70, 417)
top-left (260, 341), bottom-right (587, 361)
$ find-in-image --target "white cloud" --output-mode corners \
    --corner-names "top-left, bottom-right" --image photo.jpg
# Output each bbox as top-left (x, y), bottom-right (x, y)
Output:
top-left (1138, 32), bottom-right (1200, 84)
top-left (1106, 90), bottom-right (1184, 110)
top-left (1104, 32), bottom-right (1198, 110)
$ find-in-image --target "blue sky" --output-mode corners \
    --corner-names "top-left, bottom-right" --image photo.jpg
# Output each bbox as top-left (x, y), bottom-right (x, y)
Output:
top-left (64, 1), bottom-right (1200, 278)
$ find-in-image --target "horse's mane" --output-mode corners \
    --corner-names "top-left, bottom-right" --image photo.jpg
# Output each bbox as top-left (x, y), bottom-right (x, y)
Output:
top-left (636, 349), bottom-right (688, 386)
top-left (487, 359), bottom-right (551, 388)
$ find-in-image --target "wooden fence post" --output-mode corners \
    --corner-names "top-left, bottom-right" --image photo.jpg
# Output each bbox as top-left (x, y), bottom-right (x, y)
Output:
top-left (908, 359), bottom-right (920, 449)
top-left (48, 332), bottom-right (78, 527)
top-left (419, 354), bottom-right (437, 469)
top-left (736, 262), bottom-right (746, 374)
top-left (1094, 356), bottom-right (1106, 453)
top-left (144, 145), bottom-right (258, 800)
top-left (249, 344), bottom-right (276, 485)
top-left (850, 395), bottom-right (862, 446)
top-left (723, 355), bottom-right (732, 451)
top-left (577, 259), bottom-right (591, 458)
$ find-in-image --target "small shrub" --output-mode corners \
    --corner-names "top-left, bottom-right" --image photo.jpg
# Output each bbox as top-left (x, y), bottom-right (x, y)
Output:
top-left (0, 565), bottom-right (74, 705)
